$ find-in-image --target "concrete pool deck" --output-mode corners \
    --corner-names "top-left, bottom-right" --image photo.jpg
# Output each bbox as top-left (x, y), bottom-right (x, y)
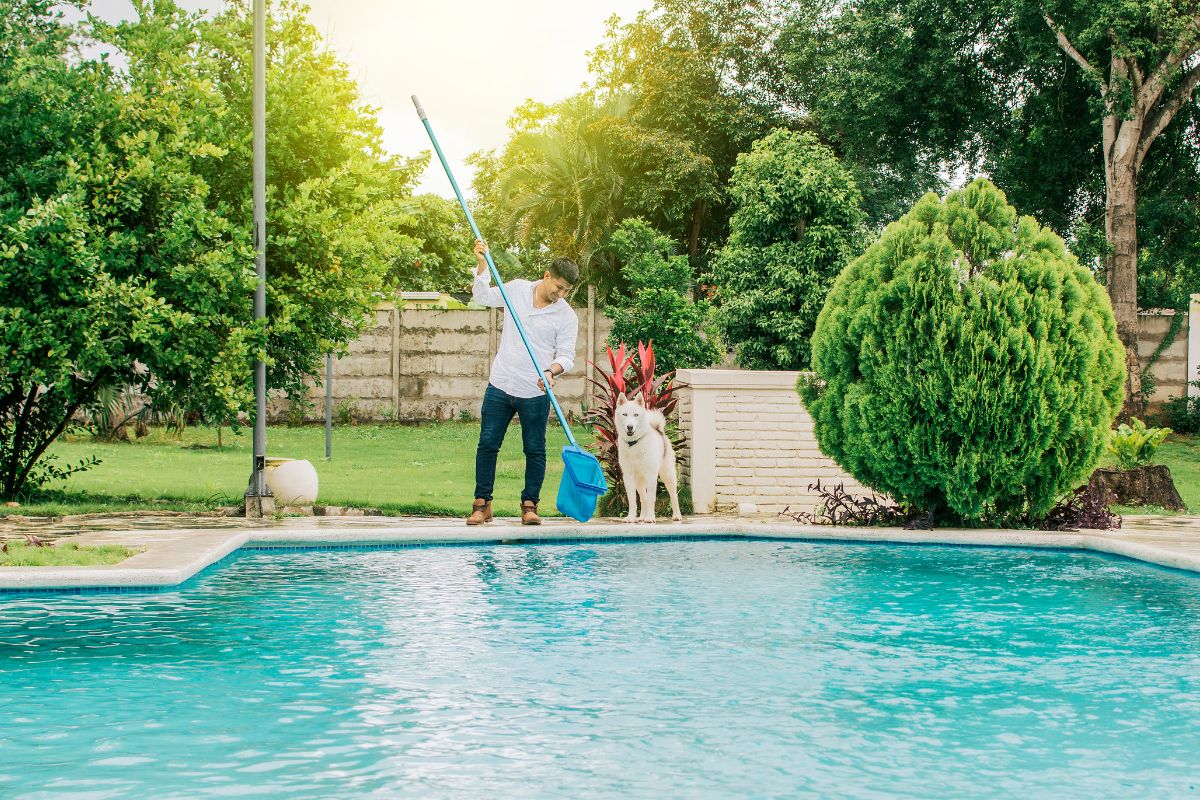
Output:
top-left (2, 513), bottom-right (1200, 591)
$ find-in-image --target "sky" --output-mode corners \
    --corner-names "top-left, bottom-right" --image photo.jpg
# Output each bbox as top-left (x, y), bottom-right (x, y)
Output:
top-left (78, 0), bottom-right (655, 196)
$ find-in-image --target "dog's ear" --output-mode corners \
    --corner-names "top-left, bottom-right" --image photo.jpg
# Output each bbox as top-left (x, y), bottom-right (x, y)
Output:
top-left (616, 391), bottom-right (627, 405)
top-left (634, 394), bottom-right (645, 407)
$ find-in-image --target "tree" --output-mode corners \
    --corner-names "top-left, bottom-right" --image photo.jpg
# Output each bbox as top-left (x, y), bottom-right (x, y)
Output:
top-left (707, 129), bottom-right (865, 370)
top-left (193, 0), bottom-right (424, 399)
top-left (472, 1), bottom-right (791, 291)
top-left (604, 219), bottom-right (721, 372)
top-left (0, 0), bottom-right (420, 497)
top-left (588, 0), bottom-right (790, 263)
top-left (1041, 2), bottom-right (1200, 417)
top-left (2, 0), bottom-right (252, 496)
top-left (388, 193), bottom-right (474, 293)
top-left (472, 94), bottom-right (632, 297)
top-left (801, 180), bottom-right (1125, 522)
top-left (778, 0), bottom-right (1200, 417)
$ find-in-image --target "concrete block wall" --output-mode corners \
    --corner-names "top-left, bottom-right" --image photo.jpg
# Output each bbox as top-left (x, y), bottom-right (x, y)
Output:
top-left (282, 294), bottom-right (1198, 425)
top-left (296, 302), bottom-right (613, 423)
top-left (675, 369), bottom-right (872, 515)
top-left (1137, 301), bottom-right (1194, 411)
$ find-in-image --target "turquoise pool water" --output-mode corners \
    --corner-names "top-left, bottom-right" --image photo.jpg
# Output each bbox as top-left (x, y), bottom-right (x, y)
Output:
top-left (2, 540), bottom-right (1198, 798)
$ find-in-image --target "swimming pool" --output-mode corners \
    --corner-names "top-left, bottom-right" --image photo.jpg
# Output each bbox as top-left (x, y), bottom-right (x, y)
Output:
top-left (2, 539), bottom-right (1198, 798)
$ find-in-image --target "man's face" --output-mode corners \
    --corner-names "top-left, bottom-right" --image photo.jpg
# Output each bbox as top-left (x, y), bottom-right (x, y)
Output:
top-left (541, 272), bottom-right (573, 303)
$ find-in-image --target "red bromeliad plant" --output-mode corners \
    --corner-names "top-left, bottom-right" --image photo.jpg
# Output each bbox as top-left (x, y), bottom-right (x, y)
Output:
top-left (582, 341), bottom-right (686, 515)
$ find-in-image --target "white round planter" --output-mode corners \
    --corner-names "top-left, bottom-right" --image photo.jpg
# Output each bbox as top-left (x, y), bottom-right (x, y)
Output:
top-left (264, 457), bottom-right (319, 506)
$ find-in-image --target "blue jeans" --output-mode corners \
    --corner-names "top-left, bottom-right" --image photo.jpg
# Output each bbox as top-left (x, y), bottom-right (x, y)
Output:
top-left (474, 383), bottom-right (550, 504)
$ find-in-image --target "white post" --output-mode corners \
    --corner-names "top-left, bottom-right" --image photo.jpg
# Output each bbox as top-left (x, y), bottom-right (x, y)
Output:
top-left (1189, 293), bottom-right (1200, 399)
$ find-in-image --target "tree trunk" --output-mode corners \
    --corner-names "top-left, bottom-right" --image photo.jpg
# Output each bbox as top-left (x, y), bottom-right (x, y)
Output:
top-left (1044, 14), bottom-right (1200, 422)
top-left (1091, 465), bottom-right (1185, 511)
top-left (1106, 158), bottom-right (1142, 421)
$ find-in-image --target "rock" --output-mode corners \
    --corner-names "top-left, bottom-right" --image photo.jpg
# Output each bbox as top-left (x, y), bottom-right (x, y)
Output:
top-left (1090, 466), bottom-right (1186, 511)
top-left (3, 501), bottom-right (19, 509)
top-left (280, 505), bottom-right (314, 516)
top-left (313, 505), bottom-right (383, 517)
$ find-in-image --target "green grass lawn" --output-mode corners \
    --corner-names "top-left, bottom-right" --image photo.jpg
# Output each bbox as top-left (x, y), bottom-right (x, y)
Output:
top-left (6, 425), bottom-right (1196, 521)
top-left (21, 422), bottom-right (589, 519)
top-left (0, 541), bottom-right (137, 567)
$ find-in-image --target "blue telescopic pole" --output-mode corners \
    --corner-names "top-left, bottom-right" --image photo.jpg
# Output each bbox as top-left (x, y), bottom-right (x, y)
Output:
top-left (412, 95), bottom-right (578, 448)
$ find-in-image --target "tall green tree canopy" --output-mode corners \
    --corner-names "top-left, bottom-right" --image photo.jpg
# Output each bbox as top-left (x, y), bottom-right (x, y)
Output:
top-left (587, 0), bottom-right (790, 262)
top-left (778, 0), bottom-right (1200, 414)
top-left (470, 94), bottom-right (632, 296)
top-left (707, 129), bottom-right (866, 370)
top-left (191, 0), bottom-right (424, 393)
top-left (0, 0), bottom-right (421, 497)
top-left (471, 0), bottom-right (791, 294)
top-left (389, 193), bottom-right (474, 293)
top-left (604, 218), bottom-right (722, 372)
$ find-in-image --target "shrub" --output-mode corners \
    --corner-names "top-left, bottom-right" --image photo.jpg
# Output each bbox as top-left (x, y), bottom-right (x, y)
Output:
top-left (1031, 477), bottom-right (1122, 531)
top-left (90, 386), bottom-right (147, 443)
top-left (801, 178), bottom-right (1125, 522)
top-left (604, 219), bottom-right (721, 372)
top-left (581, 342), bottom-right (685, 516)
top-left (1161, 381), bottom-right (1200, 434)
top-left (284, 395), bottom-right (313, 428)
top-left (1106, 418), bottom-right (1172, 469)
top-left (334, 399), bottom-right (360, 427)
top-left (707, 129), bottom-right (866, 370)
top-left (780, 481), bottom-right (922, 527)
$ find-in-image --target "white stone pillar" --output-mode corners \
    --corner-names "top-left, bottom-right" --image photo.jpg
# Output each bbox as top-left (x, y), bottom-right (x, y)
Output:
top-left (675, 369), bottom-right (869, 515)
top-left (676, 369), bottom-right (719, 512)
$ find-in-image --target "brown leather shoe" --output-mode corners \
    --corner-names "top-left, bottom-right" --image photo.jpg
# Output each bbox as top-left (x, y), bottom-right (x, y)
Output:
top-left (466, 498), bottom-right (493, 526)
top-left (521, 500), bottom-right (541, 525)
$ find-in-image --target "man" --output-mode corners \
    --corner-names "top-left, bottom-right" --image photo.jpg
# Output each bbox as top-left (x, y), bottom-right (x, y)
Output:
top-left (467, 239), bottom-right (579, 526)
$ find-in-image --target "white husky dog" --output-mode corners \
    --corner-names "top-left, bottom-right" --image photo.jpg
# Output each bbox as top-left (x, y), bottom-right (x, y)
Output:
top-left (615, 391), bottom-right (682, 523)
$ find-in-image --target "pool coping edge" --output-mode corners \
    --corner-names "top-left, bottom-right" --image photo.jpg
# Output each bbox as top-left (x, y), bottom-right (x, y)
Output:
top-left (1, 519), bottom-right (1198, 591)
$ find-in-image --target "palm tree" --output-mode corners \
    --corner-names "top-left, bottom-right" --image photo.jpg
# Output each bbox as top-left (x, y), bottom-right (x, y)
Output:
top-left (495, 94), bottom-right (633, 295)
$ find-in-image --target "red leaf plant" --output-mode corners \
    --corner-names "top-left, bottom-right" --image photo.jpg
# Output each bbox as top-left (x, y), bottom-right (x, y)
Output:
top-left (581, 340), bottom-right (687, 516)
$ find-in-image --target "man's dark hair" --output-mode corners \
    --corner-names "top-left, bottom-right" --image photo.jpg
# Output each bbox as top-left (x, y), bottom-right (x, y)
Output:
top-left (549, 257), bottom-right (579, 284)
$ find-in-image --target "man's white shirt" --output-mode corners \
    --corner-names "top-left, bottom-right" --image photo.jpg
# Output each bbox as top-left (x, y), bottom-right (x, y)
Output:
top-left (472, 271), bottom-right (578, 399)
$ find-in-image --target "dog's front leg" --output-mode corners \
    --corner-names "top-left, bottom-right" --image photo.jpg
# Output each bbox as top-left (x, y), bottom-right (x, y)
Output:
top-left (640, 484), bottom-right (657, 524)
top-left (623, 480), bottom-right (638, 523)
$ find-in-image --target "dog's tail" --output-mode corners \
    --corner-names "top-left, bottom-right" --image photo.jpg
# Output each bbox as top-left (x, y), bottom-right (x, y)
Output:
top-left (649, 411), bottom-right (671, 461)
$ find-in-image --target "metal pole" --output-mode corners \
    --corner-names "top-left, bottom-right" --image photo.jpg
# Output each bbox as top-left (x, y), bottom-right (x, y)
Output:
top-left (245, 0), bottom-right (272, 515)
top-left (325, 352), bottom-right (332, 460)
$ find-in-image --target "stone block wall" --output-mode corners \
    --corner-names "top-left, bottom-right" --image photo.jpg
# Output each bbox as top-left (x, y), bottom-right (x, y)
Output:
top-left (278, 295), bottom-right (1198, 426)
top-left (1138, 297), bottom-right (1198, 412)
top-left (291, 302), bottom-right (613, 423)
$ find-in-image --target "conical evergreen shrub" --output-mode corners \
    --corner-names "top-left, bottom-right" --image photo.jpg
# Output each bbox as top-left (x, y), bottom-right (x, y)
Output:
top-left (801, 179), bottom-right (1125, 521)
